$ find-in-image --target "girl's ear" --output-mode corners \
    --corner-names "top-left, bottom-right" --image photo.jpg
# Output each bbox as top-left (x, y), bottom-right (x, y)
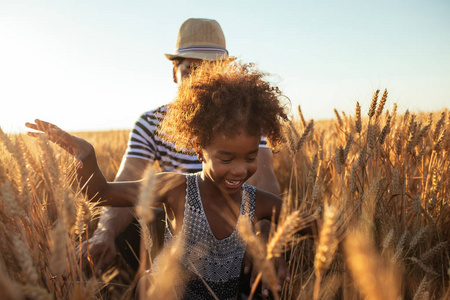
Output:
top-left (197, 150), bottom-right (203, 162)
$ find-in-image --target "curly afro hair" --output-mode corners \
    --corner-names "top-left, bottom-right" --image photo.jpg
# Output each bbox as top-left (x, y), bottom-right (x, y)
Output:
top-left (159, 59), bottom-right (290, 153)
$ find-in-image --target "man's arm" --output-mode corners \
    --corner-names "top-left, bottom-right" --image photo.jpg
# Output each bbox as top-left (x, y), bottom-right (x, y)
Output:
top-left (246, 147), bottom-right (281, 195)
top-left (81, 157), bottom-right (150, 271)
top-left (95, 156), bottom-right (150, 237)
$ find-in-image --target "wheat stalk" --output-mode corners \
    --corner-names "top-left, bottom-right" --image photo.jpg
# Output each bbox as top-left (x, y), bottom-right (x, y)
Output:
top-left (343, 134), bottom-right (353, 161)
top-left (408, 257), bottom-right (439, 276)
top-left (0, 261), bottom-right (23, 300)
top-left (368, 124), bottom-right (377, 150)
top-left (50, 219), bottom-right (68, 275)
top-left (297, 105), bottom-right (307, 129)
top-left (392, 231), bottom-right (409, 264)
top-left (267, 210), bottom-right (316, 260)
top-left (420, 241), bottom-right (448, 263)
top-left (313, 203), bottom-right (340, 300)
top-left (381, 228), bottom-right (394, 256)
top-left (238, 215), bottom-right (278, 299)
top-left (345, 229), bottom-right (400, 300)
top-left (378, 114), bottom-right (391, 145)
top-left (334, 109), bottom-right (343, 128)
top-left (12, 234), bottom-right (39, 285)
top-left (296, 119), bottom-right (314, 152)
top-left (375, 89), bottom-right (388, 122)
top-left (21, 284), bottom-right (53, 300)
top-left (355, 102), bottom-right (362, 134)
top-left (139, 234), bottom-right (185, 300)
top-left (413, 283), bottom-right (430, 300)
top-left (368, 89), bottom-right (380, 119)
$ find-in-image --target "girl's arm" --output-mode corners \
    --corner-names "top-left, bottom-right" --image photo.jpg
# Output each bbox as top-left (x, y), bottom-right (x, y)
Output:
top-left (254, 189), bottom-right (318, 237)
top-left (26, 119), bottom-right (139, 206)
top-left (254, 189), bottom-right (283, 224)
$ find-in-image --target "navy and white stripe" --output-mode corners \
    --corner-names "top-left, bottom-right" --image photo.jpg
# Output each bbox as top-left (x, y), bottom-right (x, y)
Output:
top-left (177, 45), bottom-right (229, 56)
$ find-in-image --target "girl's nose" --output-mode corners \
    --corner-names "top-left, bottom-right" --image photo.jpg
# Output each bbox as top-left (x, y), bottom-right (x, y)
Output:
top-left (230, 162), bottom-right (247, 177)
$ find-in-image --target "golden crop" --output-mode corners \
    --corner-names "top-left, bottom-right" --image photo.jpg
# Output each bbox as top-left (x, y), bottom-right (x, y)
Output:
top-left (0, 90), bottom-right (448, 299)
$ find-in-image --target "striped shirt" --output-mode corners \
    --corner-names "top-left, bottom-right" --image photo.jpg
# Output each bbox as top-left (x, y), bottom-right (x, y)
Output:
top-left (124, 105), bottom-right (268, 173)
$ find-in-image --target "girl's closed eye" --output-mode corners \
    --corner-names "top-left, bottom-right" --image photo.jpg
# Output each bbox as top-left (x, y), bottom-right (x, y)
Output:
top-left (219, 157), bottom-right (233, 163)
top-left (218, 156), bottom-right (256, 163)
top-left (246, 156), bottom-right (257, 162)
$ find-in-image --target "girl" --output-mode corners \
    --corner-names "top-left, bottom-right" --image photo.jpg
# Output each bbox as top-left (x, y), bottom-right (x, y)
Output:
top-left (27, 60), bottom-right (293, 299)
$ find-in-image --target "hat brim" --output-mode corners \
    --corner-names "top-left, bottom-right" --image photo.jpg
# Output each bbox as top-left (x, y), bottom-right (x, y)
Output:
top-left (165, 51), bottom-right (233, 61)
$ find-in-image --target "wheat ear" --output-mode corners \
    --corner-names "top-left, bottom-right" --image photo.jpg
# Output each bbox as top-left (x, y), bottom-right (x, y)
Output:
top-left (345, 229), bottom-right (400, 300)
top-left (296, 119), bottom-right (314, 152)
top-left (368, 89), bottom-right (380, 118)
top-left (375, 89), bottom-right (388, 121)
top-left (298, 105), bottom-right (307, 129)
top-left (355, 102), bottom-right (362, 134)
top-left (313, 203), bottom-right (340, 300)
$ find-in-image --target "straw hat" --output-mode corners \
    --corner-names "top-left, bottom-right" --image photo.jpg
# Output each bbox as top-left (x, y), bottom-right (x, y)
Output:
top-left (165, 18), bottom-right (230, 61)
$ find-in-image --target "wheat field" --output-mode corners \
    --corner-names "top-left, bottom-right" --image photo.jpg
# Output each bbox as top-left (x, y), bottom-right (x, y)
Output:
top-left (1, 90), bottom-right (449, 299)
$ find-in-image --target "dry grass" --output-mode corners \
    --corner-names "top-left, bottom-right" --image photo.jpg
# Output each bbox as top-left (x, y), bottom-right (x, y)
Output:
top-left (1, 90), bottom-right (449, 299)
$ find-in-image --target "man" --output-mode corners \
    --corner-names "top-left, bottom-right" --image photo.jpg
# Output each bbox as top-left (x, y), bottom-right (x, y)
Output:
top-left (81, 18), bottom-right (283, 295)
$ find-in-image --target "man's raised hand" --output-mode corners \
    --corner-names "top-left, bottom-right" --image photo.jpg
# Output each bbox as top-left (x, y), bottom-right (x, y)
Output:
top-left (26, 119), bottom-right (94, 168)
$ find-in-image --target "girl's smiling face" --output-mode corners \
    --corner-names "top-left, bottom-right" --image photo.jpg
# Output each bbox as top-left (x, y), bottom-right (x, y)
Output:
top-left (200, 131), bottom-right (260, 194)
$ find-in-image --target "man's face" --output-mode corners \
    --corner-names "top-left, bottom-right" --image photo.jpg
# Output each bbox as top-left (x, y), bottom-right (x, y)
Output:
top-left (174, 58), bottom-right (203, 83)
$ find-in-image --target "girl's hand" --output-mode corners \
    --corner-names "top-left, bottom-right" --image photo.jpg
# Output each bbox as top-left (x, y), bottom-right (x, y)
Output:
top-left (25, 119), bottom-right (94, 168)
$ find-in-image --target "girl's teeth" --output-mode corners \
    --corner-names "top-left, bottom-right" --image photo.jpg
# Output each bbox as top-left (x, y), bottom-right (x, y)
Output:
top-left (225, 179), bottom-right (240, 186)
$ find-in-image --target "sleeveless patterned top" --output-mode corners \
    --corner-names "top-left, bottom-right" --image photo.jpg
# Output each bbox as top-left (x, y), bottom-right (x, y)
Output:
top-left (159, 173), bottom-right (256, 300)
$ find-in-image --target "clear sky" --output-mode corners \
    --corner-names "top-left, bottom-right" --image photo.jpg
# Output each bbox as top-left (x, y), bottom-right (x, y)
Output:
top-left (1, 0), bottom-right (449, 133)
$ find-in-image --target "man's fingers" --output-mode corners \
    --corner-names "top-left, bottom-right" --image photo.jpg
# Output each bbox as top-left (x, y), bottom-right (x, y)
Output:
top-left (261, 283), bottom-right (270, 298)
top-left (280, 265), bottom-right (290, 283)
top-left (25, 122), bottom-right (38, 131)
top-left (81, 247), bottom-right (100, 270)
top-left (242, 253), bottom-right (251, 274)
top-left (26, 132), bottom-right (45, 139)
top-left (27, 120), bottom-right (68, 145)
top-left (26, 120), bottom-right (92, 166)
top-left (250, 267), bottom-right (258, 287)
top-left (35, 119), bottom-right (57, 131)
top-left (78, 240), bottom-right (116, 273)
top-left (97, 250), bottom-right (116, 274)
top-left (79, 242), bottom-right (94, 269)
top-left (35, 119), bottom-right (55, 136)
top-left (26, 120), bottom-right (61, 134)
top-left (276, 257), bottom-right (290, 283)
